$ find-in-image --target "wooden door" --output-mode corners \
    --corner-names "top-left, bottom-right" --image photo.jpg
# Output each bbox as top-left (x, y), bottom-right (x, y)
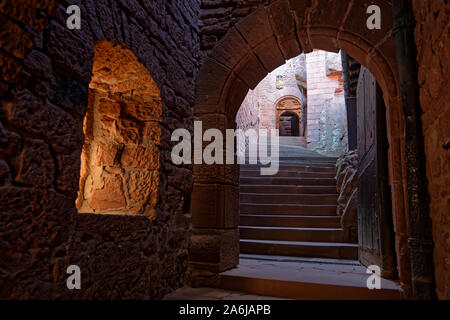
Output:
top-left (356, 67), bottom-right (397, 278)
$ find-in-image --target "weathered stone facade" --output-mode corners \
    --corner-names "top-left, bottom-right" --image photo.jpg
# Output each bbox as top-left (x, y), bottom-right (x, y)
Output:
top-left (236, 51), bottom-right (347, 156)
top-left (236, 55), bottom-right (305, 132)
top-left (199, 0), bottom-right (271, 53)
top-left (77, 41), bottom-right (163, 216)
top-left (235, 89), bottom-right (259, 156)
top-left (306, 50), bottom-right (347, 155)
top-left (0, 0), bottom-right (200, 299)
top-left (412, 0), bottom-right (450, 299)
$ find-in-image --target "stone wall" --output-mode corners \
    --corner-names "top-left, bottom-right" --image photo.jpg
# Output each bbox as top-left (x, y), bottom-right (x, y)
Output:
top-left (412, 0), bottom-right (450, 299)
top-left (235, 89), bottom-right (259, 156)
top-left (256, 55), bottom-right (306, 132)
top-left (77, 41), bottom-right (163, 216)
top-left (237, 55), bottom-right (304, 131)
top-left (200, 0), bottom-right (270, 53)
top-left (235, 55), bottom-right (305, 154)
top-left (236, 50), bottom-right (347, 156)
top-left (0, 0), bottom-right (200, 299)
top-left (306, 50), bottom-right (347, 155)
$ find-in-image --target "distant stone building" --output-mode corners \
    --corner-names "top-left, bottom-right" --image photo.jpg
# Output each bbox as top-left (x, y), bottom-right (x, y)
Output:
top-left (236, 50), bottom-right (347, 156)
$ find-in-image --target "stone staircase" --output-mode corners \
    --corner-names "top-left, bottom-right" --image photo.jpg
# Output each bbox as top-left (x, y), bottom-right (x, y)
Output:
top-left (215, 138), bottom-right (403, 299)
top-left (239, 157), bottom-right (358, 261)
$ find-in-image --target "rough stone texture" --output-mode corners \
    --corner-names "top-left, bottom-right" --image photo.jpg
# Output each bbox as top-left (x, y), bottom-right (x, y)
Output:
top-left (238, 55), bottom-right (305, 131)
top-left (306, 50), bottom-right (347, 155)
top-left (235, 89), bottom-right (259, 156)
top-left (412, 0), bottom-right (450, 300)
top-left (199, 0), bottom-right (270, 52)
top-left (0, 0), bottom-right (200, 299)
top-left (235, 55), bottom-right (302, 144)
top-left (235, 55), bottom-right (306, 154)
top-left (335, 149), bottom-right (358, 242)
top-left (76, 42), bottom-right (162, 217)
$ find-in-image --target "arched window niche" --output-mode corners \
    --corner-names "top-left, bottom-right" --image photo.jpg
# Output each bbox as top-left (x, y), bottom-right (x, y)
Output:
top-left (76, 41), bottom-right (162, 218)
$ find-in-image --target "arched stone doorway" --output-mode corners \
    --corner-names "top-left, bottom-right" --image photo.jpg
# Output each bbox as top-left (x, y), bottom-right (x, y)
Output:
top-left (275, 96), bottom-right (302, 137)
top-left (190, 0), bottom-right (410, 294)
top-left (279, 112), bottom-right (300, 136)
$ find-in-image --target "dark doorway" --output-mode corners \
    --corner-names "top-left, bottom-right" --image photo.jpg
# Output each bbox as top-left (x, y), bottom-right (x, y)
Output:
top-left (356, 66), bottom-right (397, 279)
top-left (279, 112), bottom-right (300, 136)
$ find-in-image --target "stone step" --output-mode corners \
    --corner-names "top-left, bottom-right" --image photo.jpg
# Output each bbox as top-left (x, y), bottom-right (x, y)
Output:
top-left (240, 239), bottom-right (358, 260)
top-left (240, 170), bottom-right (336, 178)
top-left (239, 185), bottom-right (338, 194)
top-left (218, 258), bottom-right (403, 300)
top-left (275, 136), bottom-right (307, 142)
top-left (239, 254), bottom-right (361, 265)
top-left (240, 203), bottom-right (337, 215)
top-left (243, 158), bottom-right (337, 164)
top-left (240, 226), bottom-right (351, 243)
top-left (240, 214), bottom-right (341, 228)
top-left (240, 177), bottom-right (336, 186)
top-left (280, 157), bottom-right (337, 162)
top-left (240, 164), bottom-right (336, 173)
top-left (240, 193), bottom-right (338, 205)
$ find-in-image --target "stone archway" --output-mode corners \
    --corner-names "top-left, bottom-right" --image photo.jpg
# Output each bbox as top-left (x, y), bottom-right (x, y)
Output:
top-left (275, 96), bottom-right (302, 136)
top-left (190, 0), bottom-right (410, 294)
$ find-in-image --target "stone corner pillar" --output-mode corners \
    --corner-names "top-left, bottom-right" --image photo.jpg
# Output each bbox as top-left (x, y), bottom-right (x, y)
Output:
top-left (186, 117), bottom-right (241, 285)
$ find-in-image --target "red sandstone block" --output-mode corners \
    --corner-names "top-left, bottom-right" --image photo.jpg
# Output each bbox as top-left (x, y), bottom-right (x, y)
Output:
top-left (234, 52), bottom-right (267, 90)
top-left (225, 73), bottom-right (250, 117)
top-left (191, 183), bottom-right (239, 228)
top-left (189, 228), bottom-right (240, 272)
top-left (194, 162), bottom-right (239, 186)
top-left (210, 27), bottom-right (250, 70)
top-left (235, 7), bottom-right (273, 48)
top-left (96, 144), bottom-right (118, 167)
top-left (253, 36), bottom-right (286, 73)
top-left (341, 0), bottom-right (393, 49)
top-left (120, 146), bottom-right (159, 170)
top-left (88, 177), bottom-right (126, 210)
top-left (196, 57), bottom-right (231, 106)
top-left (267, 0), bottom-right (301, 59)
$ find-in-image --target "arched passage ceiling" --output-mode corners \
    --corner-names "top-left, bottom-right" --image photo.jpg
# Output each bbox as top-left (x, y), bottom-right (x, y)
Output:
top-left (195, 0), bottom-right (397, 121)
